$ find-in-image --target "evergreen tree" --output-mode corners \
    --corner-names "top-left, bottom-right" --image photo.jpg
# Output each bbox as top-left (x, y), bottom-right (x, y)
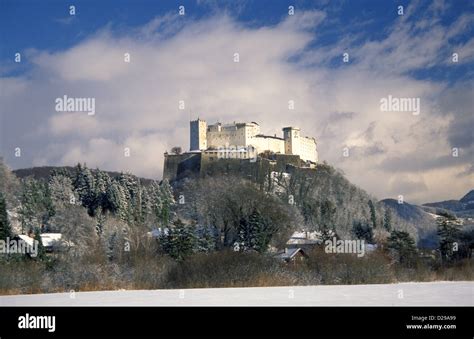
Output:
top-left (93, 169), bottom-right (111, 212)
top-left (117, 173), bottom-right (138, 224)
top-left (160, 180), bottom-right (174, 227)
top-left (196, 225), bottom-right (216, 252)
top-left (73, 164), bottom-right (96, 215)
top-left (387, 230), bottom-right (417, 266)
top-left (352, 220), bottom-right (374, 243)
top-left (105, 181), bottom-right (129, 221)
top-left (237, 209), bottom-right (273, 253)
top-left (18, 179), bottom-right (35, 232)
top-left (149, 181), bottom-right (163, 226)
top-left (159, 218), bottom-right (196, 260)
top-left (383, 208), bottom-right (392, 231)
top-left (19, 179), bottom-right (55, 232)
top-left (50, 167), bottom-right (71, 178)
top-left (0, 192), bottom-right (12, 240)
top-left (437, 213), bottom-right (462, 262)
top-left (137, 186), bottom-right (150, 225)
top-left (33, 227), bottom-right (46, 260)
top-left (319, 200), bottom-right (336, 230)
top-left (368, 200), bottom-right (377, 229)
top-left (237, 217), bottom-right (252, 251)
top-left (95, 208), bottom-right (106, 236)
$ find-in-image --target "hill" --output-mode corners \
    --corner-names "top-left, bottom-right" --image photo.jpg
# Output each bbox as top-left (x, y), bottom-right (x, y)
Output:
top-left (422, 189), bottom-right (474, 217)
top-left (12, 166), bottom-right (156, 186)
top-left (378, 199), bottom-right (438, 248)
top-left (174, 158), bottom-right (427, 242)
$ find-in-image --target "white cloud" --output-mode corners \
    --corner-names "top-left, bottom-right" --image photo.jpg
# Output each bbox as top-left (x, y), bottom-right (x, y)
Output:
top-left (1, 7), bottom-right (473, 204)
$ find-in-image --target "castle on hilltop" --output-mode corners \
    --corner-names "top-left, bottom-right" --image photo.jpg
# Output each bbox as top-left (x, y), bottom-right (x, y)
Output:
top-left (190, 119), bottom-right (318, 163)
top-left (163, 119), bottom-right (318, 181)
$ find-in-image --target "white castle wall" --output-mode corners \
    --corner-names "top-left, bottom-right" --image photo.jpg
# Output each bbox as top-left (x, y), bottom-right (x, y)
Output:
top-left (190, 120), bottom-right (317, 163)
top-left (298, 136), bottom-right (318, 163)
top-left (207, 122), bottom-right (260, 149)
top-left (249, 135), bottom-right (285, 154)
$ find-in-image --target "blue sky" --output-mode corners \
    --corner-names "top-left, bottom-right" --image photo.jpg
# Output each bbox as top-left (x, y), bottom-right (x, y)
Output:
top-left (2, 0), bottom-right (472, 80)
top-left (0, 0), bottom-right (473, 203)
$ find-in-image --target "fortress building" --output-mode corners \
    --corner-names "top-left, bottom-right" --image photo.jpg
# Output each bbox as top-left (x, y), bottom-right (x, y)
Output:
top-left (163, 119), bottom-right (318, 181)
top-left (190, 119), bottom-right (318, 163)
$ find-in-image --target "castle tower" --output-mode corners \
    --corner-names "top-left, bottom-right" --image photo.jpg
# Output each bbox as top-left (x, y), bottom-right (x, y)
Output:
top-left (283, 127), bottom-right (300, 155)
top-left (190, 118), bottom-right (207, 151)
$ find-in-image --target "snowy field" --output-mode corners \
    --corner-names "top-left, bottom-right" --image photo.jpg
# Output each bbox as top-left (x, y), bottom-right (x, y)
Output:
top-left (0, 281), bottom-right (472, 306)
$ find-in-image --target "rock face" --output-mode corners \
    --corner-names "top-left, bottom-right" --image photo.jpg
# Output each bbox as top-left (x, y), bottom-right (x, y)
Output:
top-left (163, 152), bottom-right (303, 182)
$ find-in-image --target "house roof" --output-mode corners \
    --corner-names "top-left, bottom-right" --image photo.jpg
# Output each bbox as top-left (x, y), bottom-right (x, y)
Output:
top-left (275, 247), bottom-right (306, 260)
top-left (40, 233), bottom-right (63, 247)
top-left (17, 233), bottom-right (66, 247)
top-left (254, 134), bottom-right (284, 140)
top-left (286, 231), bottom-right (321, 246)
top-left (17, 234), bottom-right (34, 247)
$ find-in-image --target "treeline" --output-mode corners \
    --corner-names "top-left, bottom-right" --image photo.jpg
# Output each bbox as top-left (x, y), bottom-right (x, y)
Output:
top-left (0, 159), bottom-right (179, 260)
top-left (0, 160), bottom-right (299, 261)
top-left (0, 158), bottom-right (473, 294)
top-left (16, 164), bottom-right (174, 233)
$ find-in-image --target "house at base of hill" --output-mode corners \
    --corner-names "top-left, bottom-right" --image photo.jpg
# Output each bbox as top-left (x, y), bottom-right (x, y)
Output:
top-left (274, 247), bottom-right (309, 263)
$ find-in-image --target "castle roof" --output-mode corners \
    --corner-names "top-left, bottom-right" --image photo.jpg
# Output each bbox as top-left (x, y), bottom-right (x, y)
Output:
top-left (254, 134), bottom-right (284, 140)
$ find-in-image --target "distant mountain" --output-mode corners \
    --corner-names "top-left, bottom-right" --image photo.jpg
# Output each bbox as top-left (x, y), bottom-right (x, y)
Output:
top-left (423, 189), bottom-right (474, 217)
top-left (378, 190), bottom-right (474, 248)
top-left (460, 190), bottom-right (474, 204)
top-left (12, 166), bottom-right (156, 186)
top-left (378, 199), bottom-right (438, 248)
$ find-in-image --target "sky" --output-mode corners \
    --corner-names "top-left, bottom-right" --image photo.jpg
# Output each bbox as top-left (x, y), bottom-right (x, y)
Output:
top-left (0, 0), bottom-right (473, 204)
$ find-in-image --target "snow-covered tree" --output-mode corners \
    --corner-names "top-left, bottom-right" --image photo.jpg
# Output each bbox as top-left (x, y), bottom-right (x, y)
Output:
top-left (33, 227), bottom-right (46, 260)
top-left (159, 179), bottom-right (175, 227)
top-left (368, 200), bottom-right (377, 229)
top-left (437, 213), bottom-right (462, 262)
top-left (383, 208), bottom-right (392, 231)
top-left (0, 157), bottom-right (20, 208)
top-left (387, 230), bottom-right (417, 266)
top-left (73, 164), bottom-right (96, 215)
top-left (49, 204), bottom-right (97, 250)
top-left (159, 218), bottom-right (196, 260)
top-left (237, 209), bottom-right (273, 253)
top-left (94, 169), bottom-right (111, 212)
top-left (0, 192), bottom-right (11, 240)
top-left (102, 216), bottom-right (130, 260)
top-left (149, 181), bottom-right (163, 226)
top-left (196, 224), bottom-right (216, 252)
top-left (49, 174), bottom-right (76, 209)
top-left (105, 181), bottom-right (129, 222)
top-left (18, 178), bottom-right (55, 232)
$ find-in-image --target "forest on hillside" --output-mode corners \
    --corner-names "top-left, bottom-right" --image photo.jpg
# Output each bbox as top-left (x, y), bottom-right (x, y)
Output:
top-left (0, 158), bottom-right (472, 294)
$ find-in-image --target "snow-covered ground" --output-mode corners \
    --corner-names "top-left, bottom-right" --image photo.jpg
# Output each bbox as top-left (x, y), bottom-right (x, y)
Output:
top-left (0, 281), bottom-right (472, 306)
